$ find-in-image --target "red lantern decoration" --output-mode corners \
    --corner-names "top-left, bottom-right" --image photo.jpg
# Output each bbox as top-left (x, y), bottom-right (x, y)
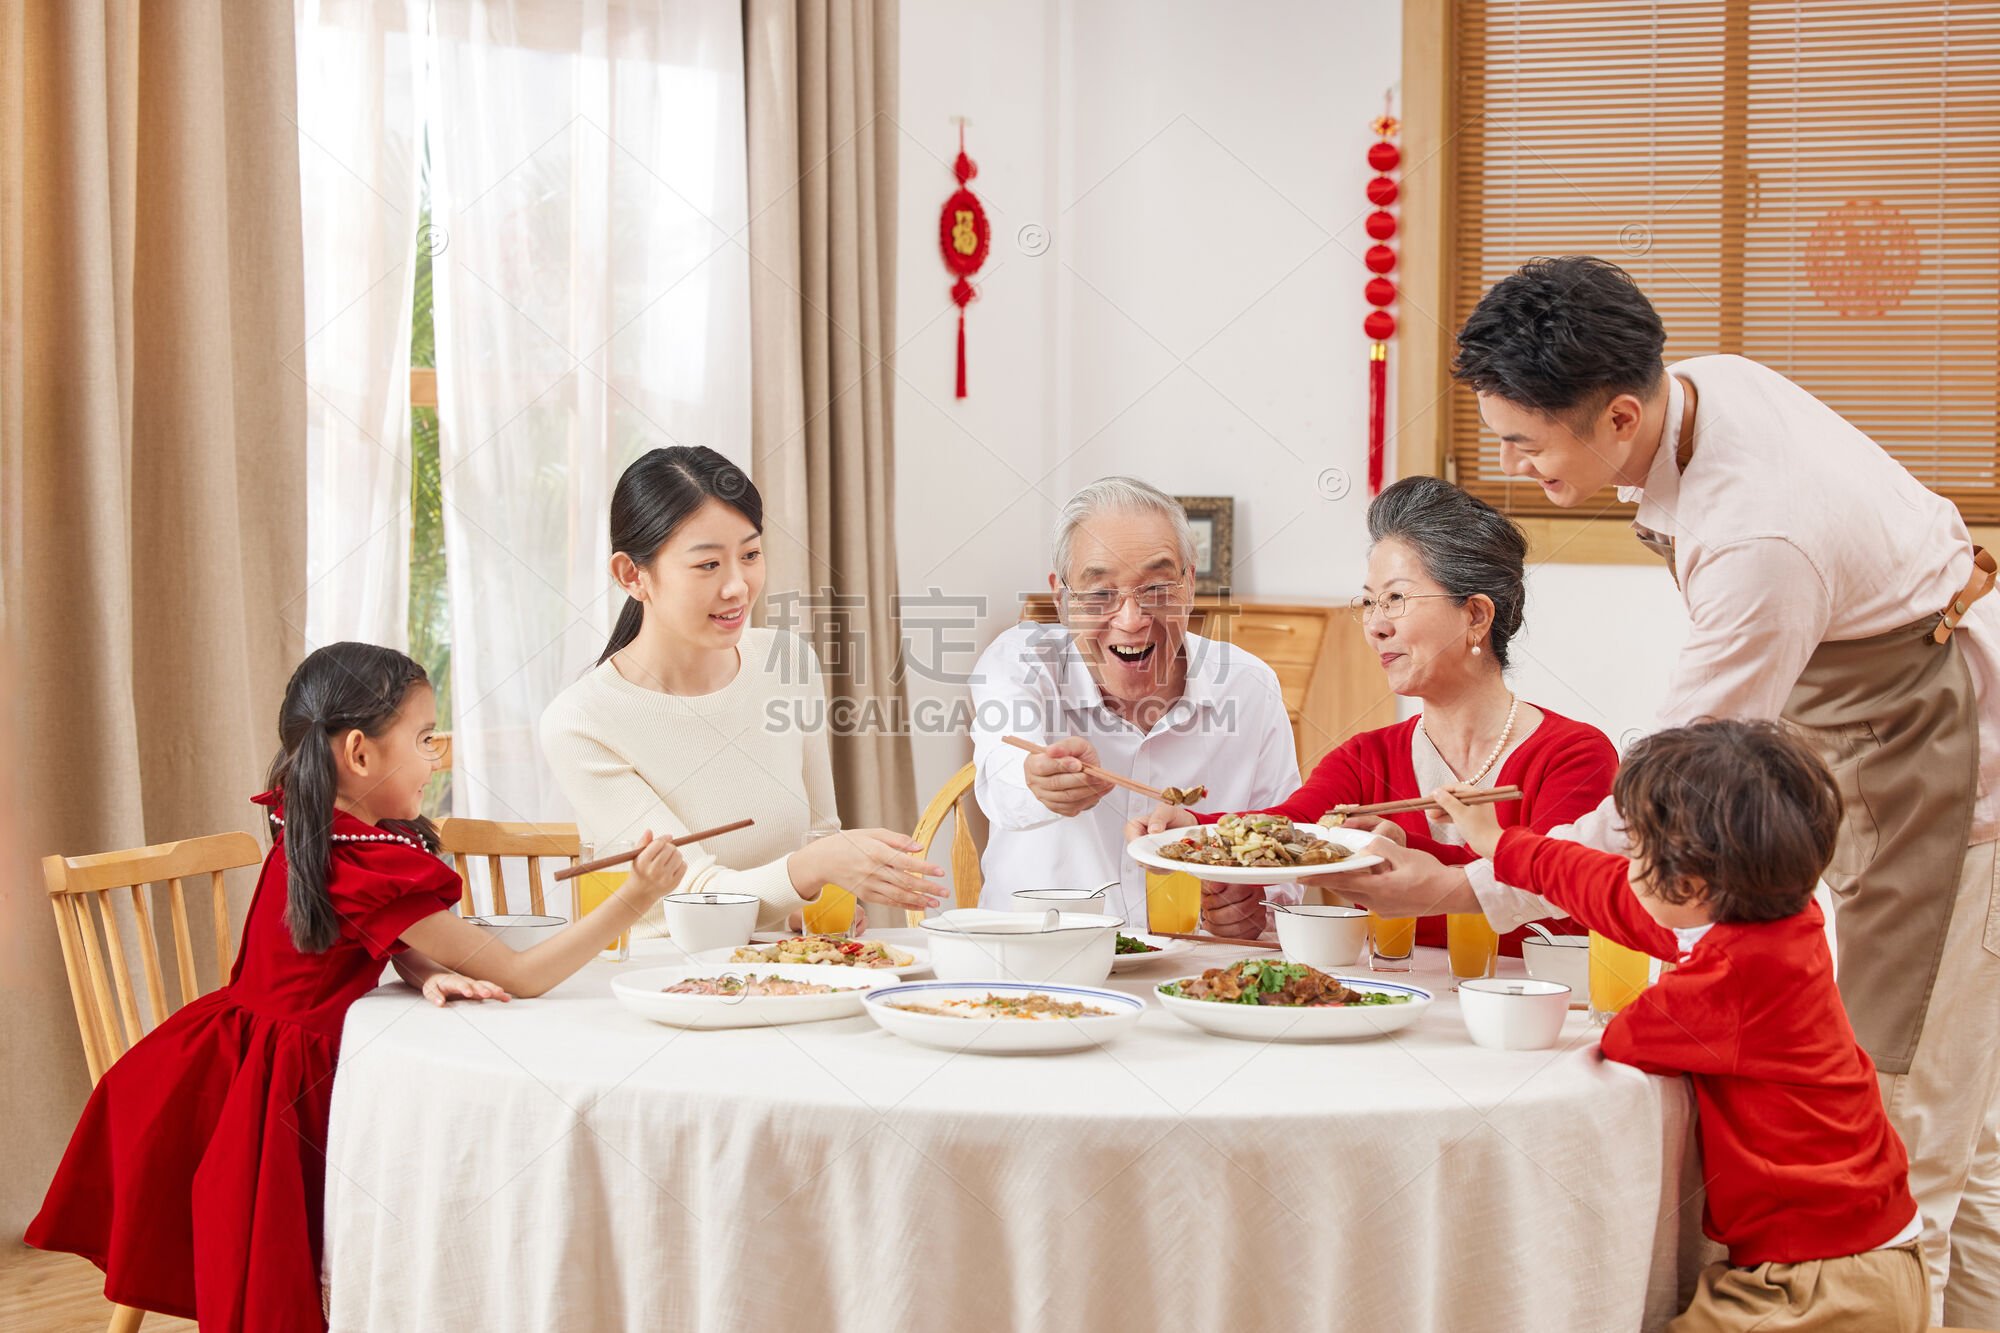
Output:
top-left (1363, 106), bottom-right (1400, 497)
top-left (938, 121), bottom-right (990, 398)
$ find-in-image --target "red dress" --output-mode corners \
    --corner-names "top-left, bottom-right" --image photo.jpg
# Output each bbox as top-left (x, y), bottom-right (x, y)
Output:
top-left (1201, 708), bottom-right (1617, 954)
top-left (27, 794), bottom-right (461, 1331)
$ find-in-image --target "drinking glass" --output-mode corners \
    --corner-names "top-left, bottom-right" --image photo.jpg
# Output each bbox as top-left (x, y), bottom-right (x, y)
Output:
top-left (1368, 912), bottom-right (1416, 972)
top-left (1588, 931), bottom-right (1651, 1025)
top-left (1146, 870), bottom-right (1201, 935)
top-left (574, 841), bottom-right (632, 962)
top-left (799, 829), bottom-right (857, 936)
top-left (1446, 913), bottom-right (1500, 990)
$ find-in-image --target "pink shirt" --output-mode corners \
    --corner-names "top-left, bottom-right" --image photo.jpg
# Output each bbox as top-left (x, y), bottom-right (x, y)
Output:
top-left (1473, 354), bottom-right (1999, 927)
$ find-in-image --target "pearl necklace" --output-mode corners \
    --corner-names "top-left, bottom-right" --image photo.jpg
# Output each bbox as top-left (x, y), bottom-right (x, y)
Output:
top-left (268, 812), bottom-right (426, 853)
top-left (1419, 693), bottom-right (1519, 787)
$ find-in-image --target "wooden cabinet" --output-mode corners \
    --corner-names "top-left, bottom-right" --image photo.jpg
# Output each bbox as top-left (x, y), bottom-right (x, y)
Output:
top-left (1017, 595), bottom-right (1398, 771)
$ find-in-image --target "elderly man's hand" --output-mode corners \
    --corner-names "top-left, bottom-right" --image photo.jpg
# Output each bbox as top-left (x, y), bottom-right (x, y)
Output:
top-left (1022, 737), bottom-right (1116, 817)
top-left (1200, 881), bottom-right (1271, 938)
top-left (1313, 839), bottom-right (1480, 918)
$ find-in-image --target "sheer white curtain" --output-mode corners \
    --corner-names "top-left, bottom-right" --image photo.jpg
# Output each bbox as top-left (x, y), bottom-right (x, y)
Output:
top-left (295, 0), bottom-right (428, 650)
top-left (429, 0), bottom-right (752, 823)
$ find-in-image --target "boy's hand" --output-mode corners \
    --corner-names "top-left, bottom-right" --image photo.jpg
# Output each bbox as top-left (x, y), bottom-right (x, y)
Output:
top-left (1429, 786), bottom-right (1502, 859)
top-left (422, 972), bottom-right (512, 1006)
top-left (624, 830), bottom-right (690, 904)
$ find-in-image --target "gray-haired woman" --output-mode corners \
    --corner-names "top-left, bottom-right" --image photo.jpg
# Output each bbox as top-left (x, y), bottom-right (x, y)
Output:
top-left (1127, 475), bottom-right (1618, 950)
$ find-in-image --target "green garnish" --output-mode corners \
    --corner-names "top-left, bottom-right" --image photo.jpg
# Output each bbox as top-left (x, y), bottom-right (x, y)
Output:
top-left (1115, 933), bottom-right (1161, 955)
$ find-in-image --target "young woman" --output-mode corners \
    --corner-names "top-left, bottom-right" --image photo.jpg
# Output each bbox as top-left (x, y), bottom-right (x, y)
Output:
top-left (540, 446), bottom-right (945, 933)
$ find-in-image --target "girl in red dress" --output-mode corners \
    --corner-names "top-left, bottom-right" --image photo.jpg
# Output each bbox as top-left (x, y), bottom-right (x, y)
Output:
top-left (1128, 477), bottom-right (1617, 952)
top-left (28, 642), bottom-right (688, 1331)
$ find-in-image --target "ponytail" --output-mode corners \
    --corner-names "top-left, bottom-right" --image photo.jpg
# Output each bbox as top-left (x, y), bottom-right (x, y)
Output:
top-left (595, 596), bottom-right (647, 667)
top-left (268, 641), bottom-right (436, 953)
top-left (593, 447), bottom-right (764, 668)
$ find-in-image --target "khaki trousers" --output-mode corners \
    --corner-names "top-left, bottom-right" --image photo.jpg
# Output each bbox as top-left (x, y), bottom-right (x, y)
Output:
top-left (1878, 837), bottom-right (2000, 1327)
top-left (1666, 1242), bottom-right (1926, 1332)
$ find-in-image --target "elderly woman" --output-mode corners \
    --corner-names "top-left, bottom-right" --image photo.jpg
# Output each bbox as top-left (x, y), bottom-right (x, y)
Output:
top-left (1129, 475), bottom-right (1616, 946)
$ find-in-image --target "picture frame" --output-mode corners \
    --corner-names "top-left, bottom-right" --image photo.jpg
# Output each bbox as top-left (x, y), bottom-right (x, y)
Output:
top-left (1174, 496), bottom-right (1234, 596)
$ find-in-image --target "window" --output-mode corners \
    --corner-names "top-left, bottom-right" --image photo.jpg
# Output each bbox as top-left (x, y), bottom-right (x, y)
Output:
top-left (1434, 0), bottom-right (2000, 524)
top-left (410, 142), bottom-right (452, 818)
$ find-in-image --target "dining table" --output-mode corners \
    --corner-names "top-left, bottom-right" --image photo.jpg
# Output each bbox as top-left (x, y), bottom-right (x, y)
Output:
top-left (322, 929), bottom-right (1718, 1332)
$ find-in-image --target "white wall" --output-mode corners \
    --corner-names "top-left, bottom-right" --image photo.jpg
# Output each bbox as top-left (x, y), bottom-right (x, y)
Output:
top-left (894, 0), bottom-right (1694, 802)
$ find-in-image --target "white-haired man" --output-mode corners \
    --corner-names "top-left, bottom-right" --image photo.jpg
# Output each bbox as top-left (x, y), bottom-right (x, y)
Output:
top-left (969, 477), bottom-right (1300, 931)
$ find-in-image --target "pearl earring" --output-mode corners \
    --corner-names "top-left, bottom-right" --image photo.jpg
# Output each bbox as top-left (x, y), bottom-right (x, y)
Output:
top-left (1471, 643), bottom-right (1482, 655)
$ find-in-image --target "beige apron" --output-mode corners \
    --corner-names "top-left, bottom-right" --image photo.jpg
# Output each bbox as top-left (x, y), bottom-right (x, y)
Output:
top-left (1634, 520), bottom-right (1986, 1074)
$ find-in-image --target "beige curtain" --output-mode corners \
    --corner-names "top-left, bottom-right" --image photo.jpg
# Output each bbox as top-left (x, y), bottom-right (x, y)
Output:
top-left (743, 0), bottom-right (917, 832)
top-left (0, 0), bottom-right (305, 1236)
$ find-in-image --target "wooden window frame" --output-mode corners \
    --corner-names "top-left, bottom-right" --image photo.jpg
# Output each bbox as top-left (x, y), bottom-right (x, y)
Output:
top-left (1396, 0), bottom-right (2000, 563)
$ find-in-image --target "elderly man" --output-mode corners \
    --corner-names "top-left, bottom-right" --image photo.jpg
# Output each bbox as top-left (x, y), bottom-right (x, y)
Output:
top-left (969, 477), bottom-right (1300, 932)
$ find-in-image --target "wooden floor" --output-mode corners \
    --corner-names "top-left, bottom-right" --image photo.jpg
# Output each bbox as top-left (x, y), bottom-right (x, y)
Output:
top-left (0, 1243), bottom-right (196, 1332)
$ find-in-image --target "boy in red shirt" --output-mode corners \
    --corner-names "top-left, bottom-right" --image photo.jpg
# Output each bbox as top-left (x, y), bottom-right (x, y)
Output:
top-left (1431, 718), bottom-right (1924, 1331)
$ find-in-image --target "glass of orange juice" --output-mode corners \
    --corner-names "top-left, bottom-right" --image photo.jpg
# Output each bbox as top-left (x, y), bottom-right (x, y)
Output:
top-left (1588, 931), bottom-right (1651, 1024)
top-left (799, 829), bottom-right (857, 936)
top-left (1446, 913), bottom-right (1499, 990)
top-left (1368, 912), bottom-right (1416, 972)
top-left (1146, 870), bottom-right (1201, 935)
top-left (574, 841), bottom-right (632, 962)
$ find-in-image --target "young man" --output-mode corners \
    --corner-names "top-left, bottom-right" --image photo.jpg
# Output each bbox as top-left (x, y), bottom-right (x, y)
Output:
top-left (1348, 257), bottom-right (2000, 1325)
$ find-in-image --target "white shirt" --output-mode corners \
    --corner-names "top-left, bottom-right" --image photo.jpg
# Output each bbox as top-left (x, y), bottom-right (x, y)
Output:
top-left (1469, 356), bottom-right (2000, 931)
top-left (970, 623), bottom-right (1302, 924)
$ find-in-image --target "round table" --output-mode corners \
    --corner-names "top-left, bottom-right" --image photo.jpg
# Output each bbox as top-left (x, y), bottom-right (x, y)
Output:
top-left (323, 932), bottom-right (1714, 1332)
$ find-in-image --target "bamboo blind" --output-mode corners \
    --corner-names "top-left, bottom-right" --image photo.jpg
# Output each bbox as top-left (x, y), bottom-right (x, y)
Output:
top-left (1448, 0), bottom-right (2000, 520)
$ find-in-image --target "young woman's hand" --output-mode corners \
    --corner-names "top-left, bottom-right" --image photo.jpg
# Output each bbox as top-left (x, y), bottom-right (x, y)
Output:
top-left (621, 830), bottom-right (689, 906)
top-left (1335, 813), bottom-right (1407, 846)
top-left (421, 972), bottom-right (512, 1006)
top-left (792, 829), bottom-right (945, 913)
top-left (1123, 802), bottom-right (1198, 844)
top-left (1428, 786), bottom-right (1502, 859)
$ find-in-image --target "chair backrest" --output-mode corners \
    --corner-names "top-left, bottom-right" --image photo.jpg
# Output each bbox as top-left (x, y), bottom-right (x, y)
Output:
top-left (44, 831), bottom-right (264, 1085)
top-left (434, 817), bottom-right (579, 916)
top-left (904, 762), bottom-right (984, 926)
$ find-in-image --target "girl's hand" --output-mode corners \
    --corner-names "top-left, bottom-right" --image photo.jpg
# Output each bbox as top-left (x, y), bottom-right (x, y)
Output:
top-left (793, 829), bottom-right (945, 913)
top-left (1428, 787), bottom-right (1502, 859)
top-left (422, 971), bottom-right (512, 1007)
top-left (1334, 813), bottom-right (1407, 847)
top-left (1123, 802), bottom-right (1198, 844)
top-left (622, 830), bottom-right (690, 905)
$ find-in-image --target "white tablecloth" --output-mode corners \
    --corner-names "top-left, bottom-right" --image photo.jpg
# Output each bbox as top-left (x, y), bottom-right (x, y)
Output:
top-left (324, 934), bottom-right (1716, 1332)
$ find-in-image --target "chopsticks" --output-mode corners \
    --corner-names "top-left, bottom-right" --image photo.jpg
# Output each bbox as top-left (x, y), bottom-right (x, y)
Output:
top-left (551, 819), bottom-right (756, 881)
top-left (1153, 930), bottom-right (1284, 950)
top-left (1001, 735), bottom-right (1183, 804)
top-left (1325, 785), bottom-right (1523, 822)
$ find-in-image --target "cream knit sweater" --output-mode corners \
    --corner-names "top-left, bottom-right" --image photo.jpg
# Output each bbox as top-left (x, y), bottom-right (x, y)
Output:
top-left (538, 628), bottom-right (838, 932)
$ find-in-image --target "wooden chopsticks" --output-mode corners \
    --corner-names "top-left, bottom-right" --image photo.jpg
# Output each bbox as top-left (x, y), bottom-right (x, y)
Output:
top-left (1325, 786), bottom-right (1523, 821)
top-left (1001, 735), bottom-right (1183, 804)
top-left (551, 819), bottom-right (756, 881)
top-left (1152, 930), bottom-right (1283, 950)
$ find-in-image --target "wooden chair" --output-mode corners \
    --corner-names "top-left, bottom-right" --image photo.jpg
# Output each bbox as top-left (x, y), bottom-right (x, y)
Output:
top-left (434, 817), bottom-right (579, 917)
top-left (44, 830), bottom-right (265, 1333)
top-left (904, 762), bottom-right (984, 926)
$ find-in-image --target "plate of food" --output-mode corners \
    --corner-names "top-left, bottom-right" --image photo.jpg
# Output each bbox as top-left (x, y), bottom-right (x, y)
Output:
top-left (611, 964), bottom-right (889, 1029)
top-left (693, 934), bottom-right (931, 977)
top-left (1109, 931), bottom-right (1194, 973)
top-left (1154, 958), bottom-right (1430, 1041)
top-left (863, 981), bottom-right (1145, 1054)
top-left (1127, 813), bottom-right (1382, 884)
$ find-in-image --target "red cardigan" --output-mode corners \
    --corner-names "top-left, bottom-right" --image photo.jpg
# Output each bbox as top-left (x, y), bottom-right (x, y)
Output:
top-left (1495, 828), bottom-right (1916, 1266)
top-left (1206, 708), bottom-right (1617, 953)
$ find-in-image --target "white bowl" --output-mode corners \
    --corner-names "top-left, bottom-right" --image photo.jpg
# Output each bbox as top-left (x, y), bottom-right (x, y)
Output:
top-left (1009, 887), bottom-right (1109, 916)
top-left (1458, 977), bottom-right (1572, 1051)
top-left (661, 892), bottom-right (760, 955)
top-left (1271, 904), bottom-right (1369, 969)
top-left (467, 914), bottom-right (567, 950)
top-left (863, 981), bottom-right (1144, 1054)
top-left (919, 908), bottom-right (1121, 985)
top-left (1155, 975), bottom-right (1432, 1042)
top-left (1520, 938), bottom-right (1592, 1010)
top-left (611, 963), bottom-right (887, 1029)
